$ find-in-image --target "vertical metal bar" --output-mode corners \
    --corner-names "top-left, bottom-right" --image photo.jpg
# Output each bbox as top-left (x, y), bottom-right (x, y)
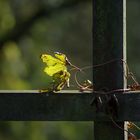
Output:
top-left (123, 0), bottom-right (128, 139)
top-left (93, 0), bottom-right (126, 139)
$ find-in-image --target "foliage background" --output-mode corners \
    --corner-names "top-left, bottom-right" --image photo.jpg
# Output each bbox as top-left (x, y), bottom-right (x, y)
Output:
top-left (0, 0), bottom-right (140, 139)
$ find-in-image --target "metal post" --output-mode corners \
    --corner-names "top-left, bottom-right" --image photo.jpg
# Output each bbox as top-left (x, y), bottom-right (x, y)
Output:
top-left (93, 0), bottom-right (126, 139)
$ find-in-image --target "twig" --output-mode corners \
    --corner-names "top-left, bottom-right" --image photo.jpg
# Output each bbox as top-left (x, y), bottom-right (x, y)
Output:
top-left (74, 58), bottom-right (139, 92)
top-left (110, 116), bottom-right (137, 139)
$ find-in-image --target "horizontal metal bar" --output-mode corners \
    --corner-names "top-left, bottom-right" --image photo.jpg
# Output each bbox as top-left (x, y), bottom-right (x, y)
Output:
top-left (0, 90), bottom-right (139, 121)
top-left (0, 90), bottom-right (91, 94)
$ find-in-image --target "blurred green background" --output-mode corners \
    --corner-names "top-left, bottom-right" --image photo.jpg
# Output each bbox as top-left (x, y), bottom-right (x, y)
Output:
top-left (0, 0), bottom-right (92, 90)
top-left (0, 0), bottom-right (140, 139)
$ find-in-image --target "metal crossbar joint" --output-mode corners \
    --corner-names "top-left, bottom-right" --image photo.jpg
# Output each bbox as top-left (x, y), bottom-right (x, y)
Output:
top-left (90, 93), bottom-right (119, 118)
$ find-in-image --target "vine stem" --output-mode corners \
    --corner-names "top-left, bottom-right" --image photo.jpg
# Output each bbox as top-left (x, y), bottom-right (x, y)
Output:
top-left (73, 58), bottom-right (139, 92)
top-left (109, 116), bottom-right (137, 139)
top-left (130, 122), bottom-right (140, 131)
